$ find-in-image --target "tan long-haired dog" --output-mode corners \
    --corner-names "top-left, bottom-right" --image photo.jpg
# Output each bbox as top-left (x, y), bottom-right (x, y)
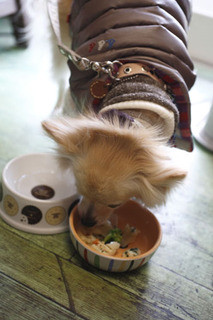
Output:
top-left (42, 115), bottom-right (186, 226)
top-left (33, 0), bottom-right (195, 226)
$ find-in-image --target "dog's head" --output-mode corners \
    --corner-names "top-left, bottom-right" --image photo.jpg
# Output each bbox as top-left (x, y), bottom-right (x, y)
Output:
top-left (42, 115), bottom-right (186, 226)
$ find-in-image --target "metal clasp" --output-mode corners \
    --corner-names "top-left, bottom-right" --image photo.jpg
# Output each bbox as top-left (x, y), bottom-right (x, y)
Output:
top-left (99, 60), bottom-right (122, 80)
top-left (89, 60), bottom-right (123, 80)
top-left (58, 44), bottom-right (122, 80)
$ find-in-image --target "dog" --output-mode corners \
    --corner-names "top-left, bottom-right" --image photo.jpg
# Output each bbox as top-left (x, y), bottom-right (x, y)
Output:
top-left (29, 0), bottom-right (196, 227)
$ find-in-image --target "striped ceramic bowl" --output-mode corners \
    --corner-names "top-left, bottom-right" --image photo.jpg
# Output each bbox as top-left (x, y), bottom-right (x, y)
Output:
top-left (69, 200), bottom-right (162, 272)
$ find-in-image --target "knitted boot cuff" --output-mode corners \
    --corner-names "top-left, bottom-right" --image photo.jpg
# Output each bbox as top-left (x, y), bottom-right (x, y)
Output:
top-left (99, 74), bottom-right (179, 139)
top-left (100, 100), bottom-right (175, 139)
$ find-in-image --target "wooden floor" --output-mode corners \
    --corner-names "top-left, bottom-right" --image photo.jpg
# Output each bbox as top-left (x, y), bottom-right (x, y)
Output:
top-left (0, 18), bottom-right (213, 320)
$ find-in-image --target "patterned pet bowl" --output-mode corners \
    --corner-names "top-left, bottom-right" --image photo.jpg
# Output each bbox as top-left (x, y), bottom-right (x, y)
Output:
top-left (69, 200), bottom-right (162, 272)
top-left (0, 153), bottom-right (79, 234)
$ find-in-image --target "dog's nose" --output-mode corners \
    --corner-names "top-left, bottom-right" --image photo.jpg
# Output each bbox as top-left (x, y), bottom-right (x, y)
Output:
top-left (79, 202), bottom-right (96, 227)
top-left (81, 216), bottom-right (96, 227)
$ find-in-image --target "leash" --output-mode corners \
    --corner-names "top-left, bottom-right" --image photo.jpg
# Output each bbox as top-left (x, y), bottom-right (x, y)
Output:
top-left (47, 0), bottom-right (121, 80)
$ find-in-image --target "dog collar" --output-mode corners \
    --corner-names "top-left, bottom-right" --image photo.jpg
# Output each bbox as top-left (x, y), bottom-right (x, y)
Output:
top-left (117, 63), bottom-right (164, 86)
top-left (90, 62), bottom-right (165, 100)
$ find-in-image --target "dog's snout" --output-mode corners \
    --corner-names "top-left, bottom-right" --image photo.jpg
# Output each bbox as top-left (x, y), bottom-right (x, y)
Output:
top-left (79, 202), bottom-right (96, 227)
top-left (81, 216), bottom-right (96, 227)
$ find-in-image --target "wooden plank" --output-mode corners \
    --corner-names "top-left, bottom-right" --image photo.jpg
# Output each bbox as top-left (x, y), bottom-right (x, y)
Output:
top-left (152, 205), bottom-right (213, 290)
top-left (0, 217), bottom-right (75, 260)
top-left (71, 253), bottom-right (213, 320)
top-left (0, 225), bottom-right (70, 308)
top-left (171, 148), bottom-right (213, 225)
top-left (158, 191), bottom-right (213, 254)
top-left (0, 273), bottom-right (82, 320)
top-left (0, 223), bottom-right (184, 320)
top-left (152, 237), bottom-right (213, 290)
top-left (1, 214), bottom-right (212, 319)
top-left (49, 256), bottom-right (183, 320)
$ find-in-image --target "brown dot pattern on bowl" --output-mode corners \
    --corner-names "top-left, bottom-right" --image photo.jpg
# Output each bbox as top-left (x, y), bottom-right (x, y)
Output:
top-left (31, 185), bottom-right (55, 200)
top-left (21, 205), bottom-right (42, 225)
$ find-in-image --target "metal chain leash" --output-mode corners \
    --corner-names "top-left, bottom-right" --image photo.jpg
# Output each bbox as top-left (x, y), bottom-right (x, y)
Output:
top-left (58, 44), bottom-right (121, 79)
top-left (48, 0), bottom-right (122, 80)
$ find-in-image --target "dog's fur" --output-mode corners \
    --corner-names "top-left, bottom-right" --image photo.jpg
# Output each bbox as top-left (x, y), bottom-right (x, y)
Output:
top-left (29, 0), bottom-right (187, 226)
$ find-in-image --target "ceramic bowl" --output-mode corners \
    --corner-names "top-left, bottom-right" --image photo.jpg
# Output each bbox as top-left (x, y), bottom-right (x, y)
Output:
top-left (69, 200), bottom-right (162, 272)
top-left (0, 153), bottom-right (79, 234)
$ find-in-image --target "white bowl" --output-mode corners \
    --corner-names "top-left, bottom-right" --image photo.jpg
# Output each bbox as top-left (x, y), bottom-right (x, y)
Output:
top-left (0, 153), bottom-right (79, 234)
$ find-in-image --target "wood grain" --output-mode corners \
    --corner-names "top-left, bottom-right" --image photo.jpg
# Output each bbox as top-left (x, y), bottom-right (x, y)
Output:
top-left (0, 273), bottom-right (82, 320)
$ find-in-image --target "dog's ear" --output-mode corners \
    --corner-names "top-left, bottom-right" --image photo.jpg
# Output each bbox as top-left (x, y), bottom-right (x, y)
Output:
top-left (42, 116), bottom-right (110, 155)
top-left (133, 164), bottom-right (187, 206)
top-left (152, 166), bottom-right (187, 204)
top-left (150, 166), bottom-right (187, 189)
top-left (42, 118), bottom-right (84, 154)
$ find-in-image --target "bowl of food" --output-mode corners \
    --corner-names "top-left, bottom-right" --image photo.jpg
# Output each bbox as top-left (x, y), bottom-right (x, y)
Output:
top-left (0, 153), bottom-right (79, 234)
top-left (69, 200), bottom-right (162, 272)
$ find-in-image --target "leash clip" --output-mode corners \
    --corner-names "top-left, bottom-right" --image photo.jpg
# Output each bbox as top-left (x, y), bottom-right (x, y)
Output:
top-left (58, 45), bottom-right (122, 80)
top-left (99, 60), bottom-right (122, 80)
